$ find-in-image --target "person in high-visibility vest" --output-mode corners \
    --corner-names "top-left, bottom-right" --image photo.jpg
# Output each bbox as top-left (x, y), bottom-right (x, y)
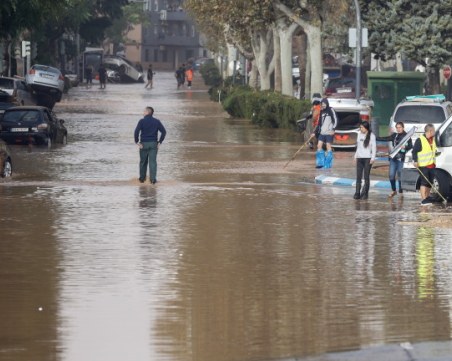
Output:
top-left (412, 123), bottom-right (436, 206)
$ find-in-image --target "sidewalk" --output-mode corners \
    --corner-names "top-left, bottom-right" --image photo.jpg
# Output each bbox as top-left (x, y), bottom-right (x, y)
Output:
top-left (313, 142), bottom-right (393, 190)
top-left (280, 340), bottom-right (452, 361)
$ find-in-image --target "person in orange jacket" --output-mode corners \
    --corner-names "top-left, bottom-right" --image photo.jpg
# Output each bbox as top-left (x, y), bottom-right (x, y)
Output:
top-left (185, 67), bottom-right (194, 89)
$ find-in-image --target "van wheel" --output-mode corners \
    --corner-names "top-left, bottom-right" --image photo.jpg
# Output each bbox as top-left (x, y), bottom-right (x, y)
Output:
top-left (431, 170), bottom-right (451, 202)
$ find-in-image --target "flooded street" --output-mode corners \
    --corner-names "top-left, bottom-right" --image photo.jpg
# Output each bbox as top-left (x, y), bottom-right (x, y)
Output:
top-left (1, 72), bottom-right (452, 361)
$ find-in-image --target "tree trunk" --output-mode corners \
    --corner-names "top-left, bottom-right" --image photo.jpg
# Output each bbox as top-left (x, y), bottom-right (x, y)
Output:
top-left (427, 67), bottom-right (441, 94)
top-left (249, 60), bottom-right (259, 89)
top-left (278, 21), bottom-right (299, 96)
top-left (305, 24), bottom-right (323, 97)
top-left (251, 29), bottom-right (274, 90)
top-left (273, 26), bottom-right (282, 92)
top-left (294, 32), bottom-right (307, 99)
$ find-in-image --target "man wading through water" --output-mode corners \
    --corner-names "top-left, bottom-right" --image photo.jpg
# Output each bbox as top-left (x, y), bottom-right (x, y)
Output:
top-left (134, 106), bottom-right (167, 184)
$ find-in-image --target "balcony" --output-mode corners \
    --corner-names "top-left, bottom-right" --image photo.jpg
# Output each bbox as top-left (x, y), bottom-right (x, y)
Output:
top-left (156, 34), bottom-right (199, 47)
top-left (159, 9), bottom-right (188, 21)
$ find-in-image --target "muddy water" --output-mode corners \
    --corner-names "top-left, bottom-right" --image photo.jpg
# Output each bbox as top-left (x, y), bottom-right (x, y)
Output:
top-left (1, 72), bottom-right (452, 361)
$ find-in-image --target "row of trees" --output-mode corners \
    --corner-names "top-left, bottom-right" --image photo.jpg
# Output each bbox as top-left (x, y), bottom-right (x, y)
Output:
top-left (184, 0), bottom-right (452, 97)
top-left (0, 0), bottom-right (144, 74)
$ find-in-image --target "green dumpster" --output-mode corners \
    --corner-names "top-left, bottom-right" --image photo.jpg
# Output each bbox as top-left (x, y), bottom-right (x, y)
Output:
top-left (367, 71), bottom-right (426, 134)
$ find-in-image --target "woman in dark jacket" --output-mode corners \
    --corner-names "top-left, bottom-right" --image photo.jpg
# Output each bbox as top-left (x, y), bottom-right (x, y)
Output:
top-left (377, 121), bottom-right (413, 197)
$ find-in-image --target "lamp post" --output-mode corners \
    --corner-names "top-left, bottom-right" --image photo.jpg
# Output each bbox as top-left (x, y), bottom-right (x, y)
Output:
top-left (353, 0), bottom-right (361, 100)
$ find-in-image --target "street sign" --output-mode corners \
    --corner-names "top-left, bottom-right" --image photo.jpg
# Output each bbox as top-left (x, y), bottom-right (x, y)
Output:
top-left (444, 65), bottom-right (451, 80)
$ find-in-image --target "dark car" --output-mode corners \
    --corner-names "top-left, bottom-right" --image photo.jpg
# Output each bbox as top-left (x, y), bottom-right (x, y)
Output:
top-left (0, 106), bottom-right (67, 147)
top-left (0, 139), bottom-right (12, 178)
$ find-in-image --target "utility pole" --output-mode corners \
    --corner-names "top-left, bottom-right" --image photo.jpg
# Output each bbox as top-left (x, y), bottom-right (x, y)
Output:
top-left (353, 0), bottom-right (362, 100)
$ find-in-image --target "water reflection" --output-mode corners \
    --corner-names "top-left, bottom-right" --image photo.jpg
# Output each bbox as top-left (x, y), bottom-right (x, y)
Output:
top-left (1, 74), bottom-right (452, 361)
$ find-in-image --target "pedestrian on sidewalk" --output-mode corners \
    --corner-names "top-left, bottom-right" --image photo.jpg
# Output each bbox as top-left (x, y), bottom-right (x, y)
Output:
top-left (185, 66), bottom-right (194, 89)
top-left (145, 64), bottom-right (154, 89)
top-left (312, 98), bottom-right (337, 168)
top-left (175, 66), bottom-right (184, 89)
top-left (98, 63), bottom-right (107, 89)
top-left (134, 106), bottom-right (167, 184)
top-left (377, 121), bottom-right (412, 197)
top-left (412, 123), bottom-right (436, 206)
top-left (353, 121), bottom-right (377, 200)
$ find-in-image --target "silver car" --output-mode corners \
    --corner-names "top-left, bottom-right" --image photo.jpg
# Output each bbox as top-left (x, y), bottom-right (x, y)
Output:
top-left (25, 65), bottom-right (65, 102)
top-left (0, 76), bottom-right (36, 105)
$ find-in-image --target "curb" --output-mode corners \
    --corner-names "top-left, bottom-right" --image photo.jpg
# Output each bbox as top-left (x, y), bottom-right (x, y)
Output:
top-left (315, 174), bottom-right (391, 189)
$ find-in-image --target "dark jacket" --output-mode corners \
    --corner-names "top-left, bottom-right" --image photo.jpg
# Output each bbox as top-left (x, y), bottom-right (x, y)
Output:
top-left (134, 115), bottom-right (166, 144)
top-left (377, 131), bottom-right (412, 161)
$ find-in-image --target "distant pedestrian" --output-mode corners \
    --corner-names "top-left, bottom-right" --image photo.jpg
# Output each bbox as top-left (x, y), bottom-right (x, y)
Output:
top-left (377, 121), bottom-right (412, 197)
top-left (353, 121), bottom-right (377, 200)
top-left (185, 67), bottom-right (194, 89)
top-left (412, 123), bottom-right (436, 206)
top-left (98, 63), bottom-right (107, 89)
top-left (145, 64), bottom-right (154, 89)
top-left (134, 106), bottom-right (167, 184)
top-left (175, 66), bottom-right (184, 89)
top-left (312, 98), bottom-right (337, 168)
top-left (85, 65), bottom-right (93, 86)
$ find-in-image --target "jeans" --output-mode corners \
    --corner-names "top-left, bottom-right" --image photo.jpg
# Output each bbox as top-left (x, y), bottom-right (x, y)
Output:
top-left (139, 141), bottom-right (158, 181)
top-left (389, 158), bottom-right (404, 191)
top-left (356, 158), bottom-right (372, 191)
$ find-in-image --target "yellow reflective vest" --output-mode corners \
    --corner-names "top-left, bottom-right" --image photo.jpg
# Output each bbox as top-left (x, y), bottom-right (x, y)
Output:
top-left (417, 135), bottom-right (436, 167)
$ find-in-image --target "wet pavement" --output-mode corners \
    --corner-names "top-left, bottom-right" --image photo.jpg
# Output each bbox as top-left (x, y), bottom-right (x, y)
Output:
top-left (1, 72), bottom-right (452, 361)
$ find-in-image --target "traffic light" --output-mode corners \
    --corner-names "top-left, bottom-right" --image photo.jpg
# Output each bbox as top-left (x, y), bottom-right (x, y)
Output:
top-left (21, 40), bottom-right (31, 57)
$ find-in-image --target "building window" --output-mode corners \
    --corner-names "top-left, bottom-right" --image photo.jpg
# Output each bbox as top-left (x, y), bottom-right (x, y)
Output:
top-left (186, 50), bottom-right (194, 60)
top-left (162, 50), bottom-right (167, 62)
top-left (191, 25), bottom-right (195, 37)
top-left (154, 25), bottom-right (158, 36)
top-left (154, 0), bottom-right (158, 11)
top-left (154, 49), bottom-right (159, 62)
top-left (145, 49), bottom-right (149, 62)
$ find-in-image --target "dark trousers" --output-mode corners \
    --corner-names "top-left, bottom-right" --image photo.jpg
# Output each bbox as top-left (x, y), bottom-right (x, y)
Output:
top-left (139, 141), bottom-right (158, 181)
top-left (356, 158), bottom-right (372, 193)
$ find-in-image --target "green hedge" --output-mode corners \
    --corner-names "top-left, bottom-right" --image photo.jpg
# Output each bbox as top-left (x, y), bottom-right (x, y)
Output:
top-left (221, 86), bottom-right (311, 129)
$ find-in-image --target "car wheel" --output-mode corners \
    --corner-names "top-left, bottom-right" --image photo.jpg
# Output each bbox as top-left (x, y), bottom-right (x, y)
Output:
top-left (431, 170), bottom-right (451, 202)
top-left (55, 92), bottom-right (62, 102)
top-left (1, 158), bottom-right (12, 178)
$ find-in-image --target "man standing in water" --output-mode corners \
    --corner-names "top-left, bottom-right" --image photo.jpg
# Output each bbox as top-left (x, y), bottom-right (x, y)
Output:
top-left (134, 106), bottom-right (167, 184)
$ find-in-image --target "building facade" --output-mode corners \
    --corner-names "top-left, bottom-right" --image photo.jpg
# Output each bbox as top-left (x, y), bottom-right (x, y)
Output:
top-left (126, 0), bottom-right (207, 71)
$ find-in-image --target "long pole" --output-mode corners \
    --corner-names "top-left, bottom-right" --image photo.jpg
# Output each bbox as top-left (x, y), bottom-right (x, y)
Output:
top-left (283, 134), bottom-right (314, 169)
top-left (353, 0), bottom-right (362, 100)
top-left (414, 165), bottom-right (448, 204)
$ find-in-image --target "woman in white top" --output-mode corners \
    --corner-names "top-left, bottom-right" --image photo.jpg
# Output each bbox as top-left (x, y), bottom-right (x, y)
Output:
top-left (353, 121), bottom-right (377, 200)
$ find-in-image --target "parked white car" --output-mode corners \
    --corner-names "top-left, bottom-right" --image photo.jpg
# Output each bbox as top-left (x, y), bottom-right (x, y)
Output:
top-left (0, 77), bottom-right (36, 105)
top-left (26, 64), bottom-right (65, 102)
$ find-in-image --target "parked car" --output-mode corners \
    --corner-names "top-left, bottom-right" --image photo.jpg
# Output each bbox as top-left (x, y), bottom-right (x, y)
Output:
top-left (328, 97), bottom-right (374, 149)
top-left (25, 64), bottom-right (65, 102)
top-left (0, 77), bottom-right (36, 105)
top-left (0, 139), bottom-right (12, 178)
top-left (103, 56), bottom-right (144, 83)
top-left (64, 71), bottom-right (79, 87)
top-left (194, 57), bottom-right (214, 71)
top-left (0, 106), bottom-right (67, 147)
top-left (401, 111), bottom-right (452, 201)
top-left (388, 94), bottom-right (452, 137)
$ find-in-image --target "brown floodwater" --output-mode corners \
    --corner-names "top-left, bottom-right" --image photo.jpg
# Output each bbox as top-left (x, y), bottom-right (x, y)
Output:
top-left (1, 72), bottom-right (452, 361)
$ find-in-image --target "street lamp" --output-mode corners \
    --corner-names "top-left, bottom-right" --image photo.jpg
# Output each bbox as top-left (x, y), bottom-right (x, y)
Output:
top-left (353, 0), bottom-right (362, 100)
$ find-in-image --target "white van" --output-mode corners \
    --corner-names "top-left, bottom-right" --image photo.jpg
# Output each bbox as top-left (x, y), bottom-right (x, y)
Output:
top-left (389, 94), bottom-right (452, 139)
top-left (401, 110), bottom-right (452, 201)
